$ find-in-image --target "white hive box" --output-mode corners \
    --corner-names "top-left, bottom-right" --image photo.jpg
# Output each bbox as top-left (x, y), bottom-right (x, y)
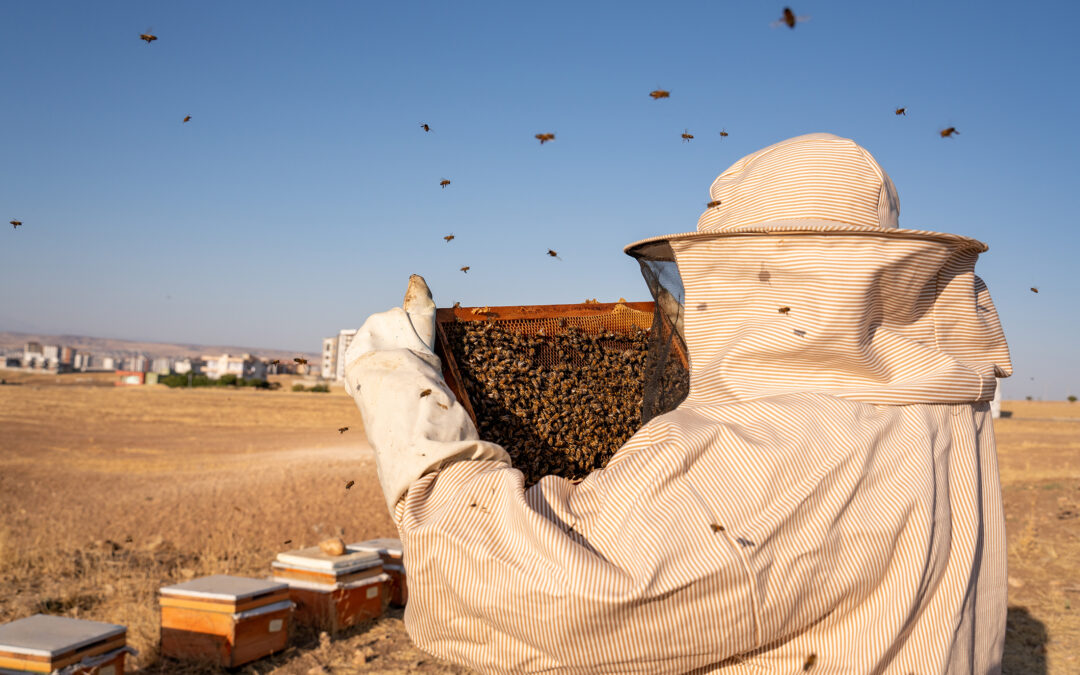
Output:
top-left (272, 546), bottom-right (388, 633)
top-left (0, 614), bottom-right (132, 674)
top-left (158, 575), bottom-right (290, 668)
top-left (348, 538), bottom-right (407, 607)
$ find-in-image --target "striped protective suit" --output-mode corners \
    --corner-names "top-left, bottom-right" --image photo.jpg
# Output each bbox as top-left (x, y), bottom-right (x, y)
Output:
top-left (346, 133), bottom-right (1013, 674)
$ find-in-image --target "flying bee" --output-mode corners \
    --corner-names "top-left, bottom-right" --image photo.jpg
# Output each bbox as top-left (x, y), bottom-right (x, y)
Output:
top-left (771, 8), bottom-right (809, 29)
top-left (444, 234), bottom-right (455, 242)
top-left (547, 249), bottom-right (562, 259)
top-left (420, 123), bottom-right (431, 132)
top-left (139, 32), bottom-right (157, 44)
top-left (681, 129), bottom-right (694, 142)
top-left (283, 539), bottom-right (292, 545)
top-left (535, 133), bottom-right (555, 144)
top-left (182, 115), bottom-right (191, 123)
top-left (293, 357), bottom-right (308, 365)
top-left (345, 480), bottom-right (355, 490)
top-left (718, 129), bottom-right (729, 139)
top-left (460, 266), bottom-right (470, 273)
top-left (778, 306), bottom-right (791, 314)
top-left (10, 219), bottom-right (21, 229)
top-left (649, 89), bottom-right (670, 100)
top-left (803, 653), bottom-right (817, 671)
top-left (270, 359), bottom-right (280, 365)
top-left (1030, 287), bottom-right (1039, 293)
top-left (940, 127), bottom-right (959, 138)
top-left (895, 107), bottom-right (906, 116)
top-left (437, 402), bottom-right (448, 410)
top-left (706, 200), bottom-right (722, 208)
top-left (440, 178), bottom-right (451, 188)
top-left (420, 388), bottom-right (432, 398)
top-left (337, 426), bottom-right (349, 434)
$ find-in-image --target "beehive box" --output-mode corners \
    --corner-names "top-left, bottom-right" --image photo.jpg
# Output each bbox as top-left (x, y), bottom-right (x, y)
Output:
top-left (159, 575), bottom-right (290, 668)
top-left (435, 301), bottom-right (687, 486)
top-left (348, 539), bottom-right (406, 607)
top-left (272, 546), bottom-right (388, 633)
top-left (0, 615), bottom-right (131, 674)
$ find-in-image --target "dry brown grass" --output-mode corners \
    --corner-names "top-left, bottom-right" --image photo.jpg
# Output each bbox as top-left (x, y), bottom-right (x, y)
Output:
top-left (0, 376), bottom-right (1076, 673)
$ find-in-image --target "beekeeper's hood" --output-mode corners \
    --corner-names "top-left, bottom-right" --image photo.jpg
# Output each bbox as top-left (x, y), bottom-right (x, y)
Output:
top-left (627, 132), bottom-right (1012, 407)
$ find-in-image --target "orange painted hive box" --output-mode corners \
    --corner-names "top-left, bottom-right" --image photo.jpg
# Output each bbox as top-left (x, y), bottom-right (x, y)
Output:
top-left (272, 546), bottom-right (388, 633)
top-left (0, 614), bottom-right (131, 674)
top-left (348, 539), bottom-right (407, 607)
top-left (158, 575), bottom-right (290, 668)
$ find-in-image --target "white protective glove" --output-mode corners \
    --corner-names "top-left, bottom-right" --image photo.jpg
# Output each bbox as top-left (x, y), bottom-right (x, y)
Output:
top-left (344, 275), bottom-right (510, 513)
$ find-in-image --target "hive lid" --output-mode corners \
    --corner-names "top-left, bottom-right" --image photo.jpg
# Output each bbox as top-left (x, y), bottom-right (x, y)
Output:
top-left (159, 575), bottom-right (287, 601)
top-left (0, 615), bottom-right (125, 657)
top-left (275, 546), bottom-right (381, 572)
top-left (348, 538), bottom-right (403, 557)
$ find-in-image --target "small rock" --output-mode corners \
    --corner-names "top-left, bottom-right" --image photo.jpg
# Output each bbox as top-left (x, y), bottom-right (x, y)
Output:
top-left (319, 537), bottom-right (345, 557)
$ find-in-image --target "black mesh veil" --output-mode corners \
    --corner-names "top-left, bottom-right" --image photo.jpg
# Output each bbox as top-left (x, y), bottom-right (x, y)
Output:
top-left (634, 243), bottom-right (691, 424)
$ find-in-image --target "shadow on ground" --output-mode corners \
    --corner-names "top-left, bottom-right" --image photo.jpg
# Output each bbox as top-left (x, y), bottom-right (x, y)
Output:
top-left (1003, 605), bottom-right (1047, 674)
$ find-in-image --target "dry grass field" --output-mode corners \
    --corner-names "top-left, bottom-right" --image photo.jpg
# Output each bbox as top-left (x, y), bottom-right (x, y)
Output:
top-left (0, 372), bottom-right (1076, 673)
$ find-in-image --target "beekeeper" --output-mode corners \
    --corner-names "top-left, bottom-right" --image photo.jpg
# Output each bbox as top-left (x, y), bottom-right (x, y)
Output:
top-left (344, 133), bottom-right (1012, 673)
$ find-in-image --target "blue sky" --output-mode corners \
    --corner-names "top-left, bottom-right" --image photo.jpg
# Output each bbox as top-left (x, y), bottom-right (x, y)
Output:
top-left (1, 1), bottom-right (1076, 399)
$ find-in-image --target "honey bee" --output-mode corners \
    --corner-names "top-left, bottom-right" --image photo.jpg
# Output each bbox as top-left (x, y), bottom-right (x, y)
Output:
top-left (345, 480), bottom-right (355, 490)
top-left (283, 539), bottom-right (293, 545)
top-left (803, 653), bottom-right (817, 671)
top-left (420, 123), bottom-right (431, 132)
top-left (437, 402), bottom-right (448, 410)
top-left (440, 178), bottom-right (451, 188)
top-left (444, 234), bottom-right (455, 242)
top-left (547, 249), bottom-right (562, 259)
top-left (535, 133), bottom-right (555, 144)
top-left (710, 523), bottom-right (725, 533)
top-left (895, 107), bottom-right (906, 116)
top-left (706, 200), bottom-right (722, 208)
top-left (293, 357), bottom-right (308, 365)
top-left (182, 115), bottom-right (191, 123)
top-left (453, 301), bottom-right (461, 308)
top-left (771, 8), bottom-right (809, 29)
top-left (649, 89), bottom-right (670, 100)
top-left (139, 32), bottom-right (157, 44)
top-left (460, 266), bottom-right (470, 273)
top-left (337, 426), bottom-right (349, 434)
top-left (9, 219), bottom-right (21, 229)
top-left (718, 129), bottom-right (729, 139)
top-left (420, 388), bottom-right (432, 398)
top-left (681, 129), bottom-right (694, 142)
top-left (940, 127), bottom-right (959, 138)
top-left (778, 306), bottom-right (791, 314)
top-left (1030, 287), bottom-right (1039, 293)
top-left (270, 359), bottom-right (280, 365)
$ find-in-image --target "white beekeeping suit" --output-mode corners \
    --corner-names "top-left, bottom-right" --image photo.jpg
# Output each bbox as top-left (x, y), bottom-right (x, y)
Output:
top-left (345, 133), bottom-right (1012, 674)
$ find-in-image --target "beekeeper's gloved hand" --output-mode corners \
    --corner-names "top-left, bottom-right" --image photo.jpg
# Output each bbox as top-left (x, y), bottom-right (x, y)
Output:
top-left (344, 275), bottom-right (510, 514)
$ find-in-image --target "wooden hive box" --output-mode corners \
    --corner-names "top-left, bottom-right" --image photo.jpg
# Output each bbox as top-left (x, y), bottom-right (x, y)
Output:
top-left (0, 614), bottom-right (132, 675)
top-left (272, 546), bottom-right (388, 633)
top-left (347, 539), bottom-right (407, 607)
top-left (158, 575), bottom-right (290, 668)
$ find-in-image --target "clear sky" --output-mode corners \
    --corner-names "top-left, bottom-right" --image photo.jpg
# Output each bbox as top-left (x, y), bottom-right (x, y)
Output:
top-left (1, 1), bottom-right (1076, 399)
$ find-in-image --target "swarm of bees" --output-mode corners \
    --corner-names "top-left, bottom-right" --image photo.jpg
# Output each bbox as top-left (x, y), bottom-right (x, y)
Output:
top-left (681, 130), bottom-right (694, 142)
top-left (771, 7), bottom-right (809, 29)
top-left (10, 219), bottom-right (21, 230)
top-left (649, 89), bottom-right (670, 100)
top-left (460, 266), bottom-right (470, 273)
top-left (535, 133), bottom-right (555, 144)
top-left (440, 179), bottom-right (451, 188)
top-left (444, 234), bottom-right (455, 242)
top-left (139, 32), bottom-right (157, 44)
top-left (444, 322), bottom-right (654, 486)
top-left (940, 127), bottom-right (959, 138)
top-left (420, 123), bottom-right (431, 132)
top-left (895, 107), bottom-right (906, 116)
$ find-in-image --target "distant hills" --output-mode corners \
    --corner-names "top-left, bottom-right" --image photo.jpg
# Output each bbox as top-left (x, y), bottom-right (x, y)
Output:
top-left (0, 331), bottom-right (320, 364)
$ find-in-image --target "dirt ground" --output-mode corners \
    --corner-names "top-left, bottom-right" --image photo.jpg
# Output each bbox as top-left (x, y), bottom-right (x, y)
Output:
top-left (0, 373), bottom-right (1076, 673)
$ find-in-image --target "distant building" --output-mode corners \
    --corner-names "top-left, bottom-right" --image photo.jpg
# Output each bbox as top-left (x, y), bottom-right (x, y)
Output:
top-left (151, 357), bottom-right (172, 375)
top-left (202, 353), bottom-right (267, 380)
top-left (101, 357), bottom-right (117, 370)
top-left (321, 329), bottom-right (357, 381)
top-left (74, 352), bottom-right (93, 371)
top-left (172, 358), bottom-right (204, 375)
top-left (115, 370), bottom-right (145, 386)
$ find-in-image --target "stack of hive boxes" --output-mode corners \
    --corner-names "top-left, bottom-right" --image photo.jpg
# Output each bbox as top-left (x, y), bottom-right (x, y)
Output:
top-left (0, 615), bottom-right (133, 675)
top-left (271, 545), bottom-right (389, 633)
top-left (349, 539), bottom-right (407, 607)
